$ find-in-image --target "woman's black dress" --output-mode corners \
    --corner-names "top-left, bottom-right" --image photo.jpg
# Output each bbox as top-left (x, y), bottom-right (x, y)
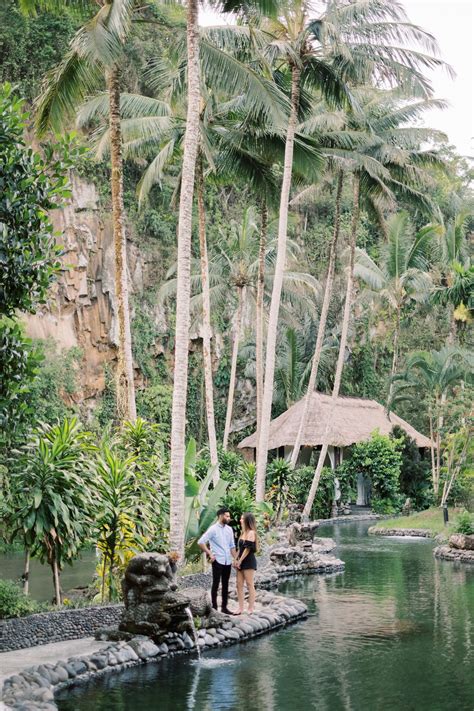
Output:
top-left (238, 538), bottom-right (257, 570)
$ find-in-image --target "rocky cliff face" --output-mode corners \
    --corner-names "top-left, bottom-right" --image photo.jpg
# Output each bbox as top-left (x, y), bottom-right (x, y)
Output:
top-left (23, 175), bottom-right (145, 404)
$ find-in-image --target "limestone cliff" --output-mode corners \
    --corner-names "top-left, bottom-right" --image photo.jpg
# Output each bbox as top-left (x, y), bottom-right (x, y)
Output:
top-left (23, 175), bottom-right (144, 404)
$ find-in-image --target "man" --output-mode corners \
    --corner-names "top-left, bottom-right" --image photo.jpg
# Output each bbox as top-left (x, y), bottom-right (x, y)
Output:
top-left (198, 507), bottom-right (237, 615)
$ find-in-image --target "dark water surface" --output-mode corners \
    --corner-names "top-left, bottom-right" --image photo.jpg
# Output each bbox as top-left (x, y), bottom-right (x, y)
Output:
top-left (56, 522), bottom-right (474, 711)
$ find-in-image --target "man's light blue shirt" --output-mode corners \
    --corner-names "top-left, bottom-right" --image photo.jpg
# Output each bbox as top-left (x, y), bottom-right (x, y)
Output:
top-left (198, 522), bottom-right (235, 565)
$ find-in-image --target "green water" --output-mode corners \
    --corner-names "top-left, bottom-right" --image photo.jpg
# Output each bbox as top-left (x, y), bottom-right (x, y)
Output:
top-left (0, 550), bottom-right (96, 602)
top-left (56, 522), bottom-right (474, 711)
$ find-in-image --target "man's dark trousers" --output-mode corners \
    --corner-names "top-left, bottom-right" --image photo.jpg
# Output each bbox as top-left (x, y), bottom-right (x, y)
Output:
top-left (211, 561), bottom-right (231, 610)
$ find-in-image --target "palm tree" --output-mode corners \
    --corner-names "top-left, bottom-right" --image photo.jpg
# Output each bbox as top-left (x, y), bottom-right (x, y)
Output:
top-left (168, 0), bottom-right (202, 557)
top-left (254, 0), bottom-right (447, 502)
top-left (291, 88), bottom-right (446, 471)
top-left (432, 211), bottom-right (473, 343)
top-left (391, 347), bottom-right (473, 496)
top-left (303, 171), bottom-right (360, 517)
top-left (31, 0), bottom-right (143, 423)
top-left (355, 211), bottom-right (442, 406)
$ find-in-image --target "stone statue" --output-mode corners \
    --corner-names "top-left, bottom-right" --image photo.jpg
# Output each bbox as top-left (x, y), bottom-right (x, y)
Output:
top-left (119, 553), bottom-right (192, 641)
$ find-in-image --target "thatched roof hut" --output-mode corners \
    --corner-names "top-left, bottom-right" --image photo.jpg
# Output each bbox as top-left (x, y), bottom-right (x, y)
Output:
top-left (238, 392), bottom-right (432, 452)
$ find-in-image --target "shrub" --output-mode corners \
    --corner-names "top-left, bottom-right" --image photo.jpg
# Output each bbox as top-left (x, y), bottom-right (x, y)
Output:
top-left (340, 431), bottom-right (402, 511)
top-left (391, 426), bottom-right (432, 511)
top-left (455, 510), bottom-right (474, 535)
top-left (0, 580), bottom-right (40, 619)
top-left (290, 466), bottom-right (354, 520)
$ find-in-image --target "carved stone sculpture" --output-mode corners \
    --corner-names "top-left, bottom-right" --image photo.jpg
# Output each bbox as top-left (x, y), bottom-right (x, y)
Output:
top-left (119, 553), bottom-right (192, 641)
top-left (288, 521), bottom-right (320, 547)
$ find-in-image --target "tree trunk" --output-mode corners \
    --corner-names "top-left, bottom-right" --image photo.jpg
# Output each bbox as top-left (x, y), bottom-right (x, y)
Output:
top-left (169, 0), bottom-right (200, 558)
top-left (23, 548), bottom-right (30, 595)
top-left (290, 171), bottom-right (344, 469)
top-left (223, 286), bottom-right (244, 450)
top-left (428, 410), bottom-right (437, 495)
top-left (196, 156), bottom-right (219, 482)
top-left (52, 554), bottom-right (61, 606)
top-left (303, 174), bottom-right (360, 517)
top-left (386, 303), bottom-right (401, 413)
top-left (107, 66), bottom-right (136, 423)
top-left (255, 195), bottom-right (268, 461)
top-left (255, 63), bottom-right (300, 502)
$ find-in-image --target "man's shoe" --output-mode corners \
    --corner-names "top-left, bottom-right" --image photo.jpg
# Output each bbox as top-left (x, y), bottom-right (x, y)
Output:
top-left (221, 608), bottom-right (236, 615)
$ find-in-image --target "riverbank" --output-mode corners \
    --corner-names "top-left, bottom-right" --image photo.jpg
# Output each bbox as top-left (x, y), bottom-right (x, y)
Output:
top-left (1, 590), bottom-right (307, 710)
top-left (369, 507), bottom-right (458, 539)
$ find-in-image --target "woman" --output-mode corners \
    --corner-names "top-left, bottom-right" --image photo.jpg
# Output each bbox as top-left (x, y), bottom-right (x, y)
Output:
top-left (235, 512), bottom-right (258, 614)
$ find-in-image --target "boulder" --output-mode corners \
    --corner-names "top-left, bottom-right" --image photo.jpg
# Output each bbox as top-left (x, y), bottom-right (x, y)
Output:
top-left (449, 534), bottom-right (474, 550)
top-left (180, 587), bottom-right (212, 617)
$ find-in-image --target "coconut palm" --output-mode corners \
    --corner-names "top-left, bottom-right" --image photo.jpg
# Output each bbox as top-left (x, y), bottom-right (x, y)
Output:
top-left (391, 347), bottom-right (473, 496)
top-left (290, 88), bottom-right (446, 471)
top-left (254, 0), bottom-right (448, 502)
top-left (431, 211), bottom-right (473, 343)
top-left (355, 211), bottom-right (443, 405)
top-left (30, 0), bottom-right (149, 423)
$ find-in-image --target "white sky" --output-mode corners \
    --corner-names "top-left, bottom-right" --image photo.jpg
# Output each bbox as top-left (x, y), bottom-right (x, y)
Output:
top-left (199, 0), bottom-right (474, 158)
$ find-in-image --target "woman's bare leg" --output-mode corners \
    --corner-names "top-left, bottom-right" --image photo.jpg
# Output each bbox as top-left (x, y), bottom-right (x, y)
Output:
top-left (236, 569), bottom-right (245, 613)
top-left (243, 569), bottom-right (255, 612)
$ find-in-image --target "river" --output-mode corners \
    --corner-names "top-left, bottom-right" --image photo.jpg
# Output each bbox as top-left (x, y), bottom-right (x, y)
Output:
top-left (55, 521), bottom-right (474, 710)
top-left (0, 550), bottom-right (97, 602)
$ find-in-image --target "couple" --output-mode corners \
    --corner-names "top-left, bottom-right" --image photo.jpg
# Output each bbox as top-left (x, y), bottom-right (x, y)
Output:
top-left (198, 506), bottom-right (257, 615)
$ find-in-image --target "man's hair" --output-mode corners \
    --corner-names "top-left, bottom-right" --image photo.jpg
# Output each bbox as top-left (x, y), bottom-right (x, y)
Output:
top-left (216, 507), bottom-right (230, 517)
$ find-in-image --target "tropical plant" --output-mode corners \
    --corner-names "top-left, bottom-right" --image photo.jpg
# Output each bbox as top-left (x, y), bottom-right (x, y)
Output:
top-left (0, 319), bottom-right (43, 435)
top-left (390, 426), bottom-right (432, 511)
top-left (337, 432), bottom-right (403, 513)
top-left (0, 84), bottom-right (75, 317)
top-left (184, 439), bottom-right (228, 561)
top-left (355, 211), bottom-right (442, 404)
top-left (254, 0), bottom-right (448, 502)
top-left (91, 445), bottom-right (148, 601)
top-left (6, 418), bottom-right (94, 604)
top-left (391, 347), bottom-right (472, 495)
top-left (455, 510), bottom-right (474, 536)
top-left (0, 580), bottom-right (41, 619)
top-left (440, 424), bottom-right (473, 508)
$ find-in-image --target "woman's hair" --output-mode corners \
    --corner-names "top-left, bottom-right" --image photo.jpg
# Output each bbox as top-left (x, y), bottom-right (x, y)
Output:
top-left (241, 512), bottom-right (259, 551)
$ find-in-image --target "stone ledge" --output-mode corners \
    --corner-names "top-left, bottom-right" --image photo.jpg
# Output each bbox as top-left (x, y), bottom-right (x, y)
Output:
top-left (368, 527), bottom-right (432, 538)
top-left (1, 590), bottom-right (307, 710)
top-left (433, 546), bottom-right (474, 564)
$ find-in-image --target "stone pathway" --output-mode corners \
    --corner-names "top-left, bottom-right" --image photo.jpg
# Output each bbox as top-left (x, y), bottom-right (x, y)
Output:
top-left (0, 638), bottom-right (108, 686)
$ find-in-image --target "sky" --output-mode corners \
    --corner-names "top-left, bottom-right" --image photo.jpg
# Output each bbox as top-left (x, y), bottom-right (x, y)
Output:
top-left (199, 0), bottom-right (474, 158)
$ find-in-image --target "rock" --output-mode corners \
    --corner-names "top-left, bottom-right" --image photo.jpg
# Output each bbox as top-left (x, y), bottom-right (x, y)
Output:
top-left (129, 639), bottom-right (161, 660)
top-left (179, 588), bottom-right (212, 617)
top-left (449, 534), bottom-right (474, 550)
top-left (204, 634), bottom-right (218, 646)
top-left (181, 632), bottom-right (194, 649)
top-left (159, 643), bottom-right (169, 655)
top-left (288, 521), bottom-right (319, 546)
top-left (88, 654), bottom-right (108, 671)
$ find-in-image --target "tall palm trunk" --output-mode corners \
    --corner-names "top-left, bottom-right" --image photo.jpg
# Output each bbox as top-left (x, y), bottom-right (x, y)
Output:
top-left (169, 0), bottom-right (201, 557)
top-left (196, 157), bottom-right (219, 482)
top-left (386, 303), bottom-right (401, 412)
top-left (303, 174), bottom-right (360, 517)
top-left (255, 195), bottom-right (268, 459)
top-left (255, 63), bottom-right (300, 501)
top-left (290, 171), bottom-right (344, 469)
top-left (223, 286), bottom-right (245, 450)
top-left (107, 66), bottom-right (136, 423)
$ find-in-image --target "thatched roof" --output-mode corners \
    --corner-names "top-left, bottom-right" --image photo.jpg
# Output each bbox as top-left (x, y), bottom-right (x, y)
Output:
top-left (238, 392), bottom-right (432, 450)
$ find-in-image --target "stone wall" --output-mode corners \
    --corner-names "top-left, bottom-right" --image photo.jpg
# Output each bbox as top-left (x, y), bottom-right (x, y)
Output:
top-left (368, 527), bottom-right (432, 538)
top-left (0, 605), bottom-right (123, 652)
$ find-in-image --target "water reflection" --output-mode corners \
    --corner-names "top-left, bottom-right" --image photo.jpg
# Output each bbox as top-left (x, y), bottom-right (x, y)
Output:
top-left (57, 523), bottom-right (474, 711)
